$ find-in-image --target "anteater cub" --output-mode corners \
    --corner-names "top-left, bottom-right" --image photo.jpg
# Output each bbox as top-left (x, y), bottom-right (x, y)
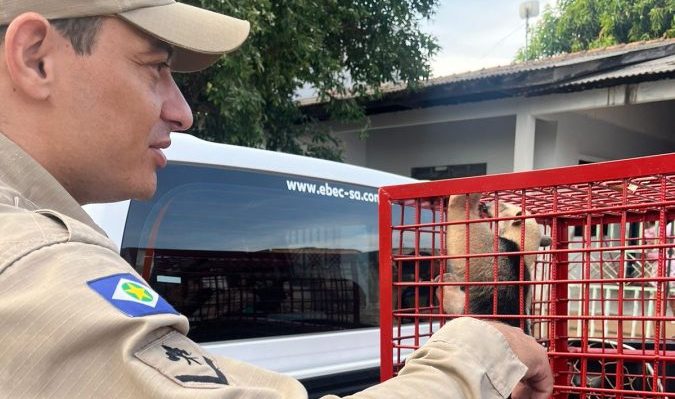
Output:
top-left (436, 193), bottom-right (551, 334)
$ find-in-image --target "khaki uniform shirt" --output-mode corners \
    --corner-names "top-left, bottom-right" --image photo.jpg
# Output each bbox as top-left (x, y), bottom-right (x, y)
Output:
top-left (0, 133), bottom-right (527, 398)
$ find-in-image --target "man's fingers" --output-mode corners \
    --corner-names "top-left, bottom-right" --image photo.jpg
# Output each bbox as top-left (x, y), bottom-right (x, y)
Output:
top-left (512, 368), bottom-right (553, 399)
top-left (520, 352), bottom-right (553, 399)
top-left (510, 382), bottom-right (530, 399)
top-left (522, 373), bottom-right (554, 399)
top-left (486, 321), bottom-right (553, 398)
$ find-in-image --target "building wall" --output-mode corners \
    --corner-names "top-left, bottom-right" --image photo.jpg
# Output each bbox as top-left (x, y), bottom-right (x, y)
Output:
top-left (552, 113), bottom-right (675, 166)
top-left (335, 128), bottom-right (368, 166)
top-left (534, 120), bottom-right (558, 170)
top-left (333, 100), bottom-right (675, 178)
top-left (579, 101), bottom-right (675, 142)
top-left (345, 116), bottom-right (517, 177)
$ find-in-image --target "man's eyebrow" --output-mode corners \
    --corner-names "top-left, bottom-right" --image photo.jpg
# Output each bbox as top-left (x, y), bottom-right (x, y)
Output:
top-left (141, 39), bottom-right (174, 62)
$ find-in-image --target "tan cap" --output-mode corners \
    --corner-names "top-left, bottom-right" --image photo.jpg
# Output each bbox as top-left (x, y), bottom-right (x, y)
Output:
top-left (0, 0), bottom-right (250, 72)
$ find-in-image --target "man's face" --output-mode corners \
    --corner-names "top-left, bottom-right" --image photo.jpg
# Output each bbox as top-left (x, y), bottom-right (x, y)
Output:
top-left (49, 17), bottom-right (192, 203)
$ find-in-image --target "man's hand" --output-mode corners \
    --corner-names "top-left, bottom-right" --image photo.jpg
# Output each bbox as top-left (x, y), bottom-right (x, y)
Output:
top-left (487, 322), bottom-right (553, 399)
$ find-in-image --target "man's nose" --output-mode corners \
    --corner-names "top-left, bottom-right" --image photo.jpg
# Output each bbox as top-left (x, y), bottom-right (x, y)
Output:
top-left (161, 75), bottom-right (194, 131)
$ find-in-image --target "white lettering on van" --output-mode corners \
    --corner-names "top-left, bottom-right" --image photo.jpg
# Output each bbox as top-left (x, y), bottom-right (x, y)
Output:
top-left (285, 179), bottom-right (378, 203)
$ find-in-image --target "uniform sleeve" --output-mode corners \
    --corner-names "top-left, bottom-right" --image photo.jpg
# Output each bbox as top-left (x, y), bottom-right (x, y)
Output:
top-left (1, 229), bottom-right (524, 399)
top-left (321, 318), bottom-right (527, 399)
top-left (0, 240), bottom-right (307, 399)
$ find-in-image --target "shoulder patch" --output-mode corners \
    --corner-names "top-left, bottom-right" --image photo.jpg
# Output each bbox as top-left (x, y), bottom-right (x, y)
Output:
top-left (87, 273), bottom-right (178, 317)
top-left (135, 331), bottom-right (230, 389)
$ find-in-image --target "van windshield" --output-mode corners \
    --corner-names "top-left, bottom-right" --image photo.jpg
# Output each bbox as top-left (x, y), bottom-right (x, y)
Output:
top-left (121, 162), bottom-right (382, 342)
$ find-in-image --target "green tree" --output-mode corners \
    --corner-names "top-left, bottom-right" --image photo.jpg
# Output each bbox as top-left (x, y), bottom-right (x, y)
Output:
top-left (176, 0), bottom-right (439, 160)
top-left (518, 0), bottom-right (675, 61)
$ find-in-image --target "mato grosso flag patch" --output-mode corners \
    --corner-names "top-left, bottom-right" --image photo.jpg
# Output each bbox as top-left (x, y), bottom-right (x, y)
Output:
top-left (87, 273), bottom-right (178, 317)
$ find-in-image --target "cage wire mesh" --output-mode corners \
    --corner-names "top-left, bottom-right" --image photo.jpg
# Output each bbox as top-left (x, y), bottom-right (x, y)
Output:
top-left (379, 154), bottom-right (675, 399)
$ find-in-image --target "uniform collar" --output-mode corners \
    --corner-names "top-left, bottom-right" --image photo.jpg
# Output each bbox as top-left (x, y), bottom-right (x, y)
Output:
top-left (0, 132), bottom-right (107, 235)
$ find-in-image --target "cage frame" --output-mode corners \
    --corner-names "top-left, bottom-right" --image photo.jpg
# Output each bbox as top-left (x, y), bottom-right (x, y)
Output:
top-left (378, 152), bottom-right (675, 398)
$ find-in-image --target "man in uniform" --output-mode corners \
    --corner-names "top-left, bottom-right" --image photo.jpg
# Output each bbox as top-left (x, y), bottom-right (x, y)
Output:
top-left (0, 1), bottom-right (553, 398)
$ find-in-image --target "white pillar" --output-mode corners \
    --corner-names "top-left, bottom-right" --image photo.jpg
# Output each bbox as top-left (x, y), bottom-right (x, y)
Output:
top-left (514, 112), bottom-right (536, 171)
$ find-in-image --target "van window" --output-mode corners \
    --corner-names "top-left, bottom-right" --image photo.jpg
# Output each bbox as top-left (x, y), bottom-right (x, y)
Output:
top-left (121, 163), bottom-right (381, 343)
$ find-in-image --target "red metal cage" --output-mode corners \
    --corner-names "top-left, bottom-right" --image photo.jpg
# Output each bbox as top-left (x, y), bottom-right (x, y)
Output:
top-left (378, 153), bottom-right (675, 398)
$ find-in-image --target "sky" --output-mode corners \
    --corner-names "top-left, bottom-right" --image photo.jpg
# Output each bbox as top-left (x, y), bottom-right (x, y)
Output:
top-left (296, 1), bottom-right (558, 98)
top-left (423, 0), bottom-right (557, 77)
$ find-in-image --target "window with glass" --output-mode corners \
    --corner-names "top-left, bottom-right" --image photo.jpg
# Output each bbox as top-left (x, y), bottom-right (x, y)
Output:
top-left (121, 163), bottom-right (381, 342)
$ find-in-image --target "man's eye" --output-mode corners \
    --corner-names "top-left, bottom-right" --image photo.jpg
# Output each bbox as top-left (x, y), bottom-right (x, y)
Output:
top-left (154, 62), bottom-right (170, 73)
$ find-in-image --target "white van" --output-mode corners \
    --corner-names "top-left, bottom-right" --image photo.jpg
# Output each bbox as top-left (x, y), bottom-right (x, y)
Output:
top-left (83, 133), bottom-right (416, 397)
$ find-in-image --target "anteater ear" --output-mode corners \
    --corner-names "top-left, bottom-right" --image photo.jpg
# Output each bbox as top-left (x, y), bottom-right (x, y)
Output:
top-left (540, 235), bottom-right (552, 247)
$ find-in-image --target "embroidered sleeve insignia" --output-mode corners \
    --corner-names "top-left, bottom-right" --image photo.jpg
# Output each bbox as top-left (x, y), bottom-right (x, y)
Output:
top-left (87, 273), bottom-right (178, 317)
top-left (136, 331), bottom-right (230, 388)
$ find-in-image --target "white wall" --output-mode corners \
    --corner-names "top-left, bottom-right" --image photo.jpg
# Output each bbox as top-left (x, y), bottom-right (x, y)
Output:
top-left (331, 97), bottom-right (675, 177)
top-left (533, 120), bottom-right (558, 170)
top-left (334, 128), bottom-right (368, 166)
top-left (340, 116), bottom-right (517, 177)
top-left (553, 112), bottom-right (675, 166)
top-left (579, 101), bottom-right (675, 141)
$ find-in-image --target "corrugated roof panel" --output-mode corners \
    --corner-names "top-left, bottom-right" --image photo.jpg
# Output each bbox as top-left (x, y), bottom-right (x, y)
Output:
top-left (418, 38), bottom-right (675, 87)
top-left (561, 54), bottom-right (675, 87)
top-left (299, 38), bottom-right (675, 109)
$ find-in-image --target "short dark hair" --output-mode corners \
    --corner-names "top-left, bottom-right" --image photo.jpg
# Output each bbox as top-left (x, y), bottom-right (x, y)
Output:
top-left (0, 16), bottom-right (103, 55)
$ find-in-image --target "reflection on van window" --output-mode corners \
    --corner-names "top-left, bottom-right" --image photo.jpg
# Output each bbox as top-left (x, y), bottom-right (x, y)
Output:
top-left (121, 163), bottom-right (381, 342)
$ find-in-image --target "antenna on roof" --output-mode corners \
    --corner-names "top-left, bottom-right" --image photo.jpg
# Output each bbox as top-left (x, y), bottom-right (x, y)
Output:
top-left (519, 1), bottom-right (540, 54)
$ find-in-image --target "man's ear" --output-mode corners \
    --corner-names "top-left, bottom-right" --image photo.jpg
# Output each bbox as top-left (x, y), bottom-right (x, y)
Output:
top-left (3, 12), bottom-right (54, 100)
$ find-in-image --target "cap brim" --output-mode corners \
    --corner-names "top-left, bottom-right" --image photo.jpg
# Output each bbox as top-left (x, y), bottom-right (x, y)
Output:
top-left (118, 2), bottom-right (250, 73)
